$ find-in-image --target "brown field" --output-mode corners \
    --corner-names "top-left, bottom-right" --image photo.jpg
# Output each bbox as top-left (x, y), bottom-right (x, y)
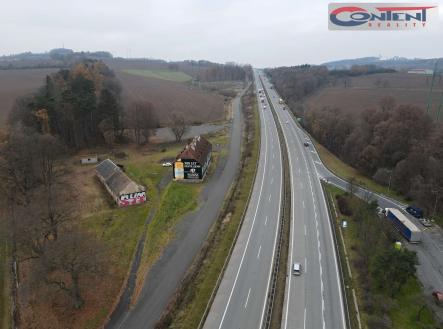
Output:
top-left (0, 68), bottom-right (58, 127)
top-left (304, 72), bottom-right (443, 118)
top-left (115, 70), bottom-right (225, 125)
top-left (0, 66), bottom-right (225, 129)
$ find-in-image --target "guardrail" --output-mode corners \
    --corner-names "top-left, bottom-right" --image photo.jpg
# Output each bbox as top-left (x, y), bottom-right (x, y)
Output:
top-left (322, 182), bottom-right (353, 329)
top-left (260, 75), bottom-right (292, 329)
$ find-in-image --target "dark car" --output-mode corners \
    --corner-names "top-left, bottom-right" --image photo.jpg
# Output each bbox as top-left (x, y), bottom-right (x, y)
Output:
top-left (303, 142), bottom-right (309, 147)
top-left (406, 206), bottom-right (423, 219)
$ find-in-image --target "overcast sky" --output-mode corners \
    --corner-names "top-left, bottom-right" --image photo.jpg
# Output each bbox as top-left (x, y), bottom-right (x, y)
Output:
top-left (2, 0), bottom-right (442, 67)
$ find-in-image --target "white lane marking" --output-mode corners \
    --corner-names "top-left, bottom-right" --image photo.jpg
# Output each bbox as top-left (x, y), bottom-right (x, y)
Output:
top-left (273, 153), bottom-right (275, 159)
top-left (304, 308), bottom-right (307, 329)
top-left (305, 257), bottom-right (307, 273)
top-left (304, 225), bottom-right (307, 236)
top-left (217, 78), bottom-right (270, 329)
top-left (269, 194), bottom-right (272, 202)
top-left (258, 78), bottom-right (284, 329)
top-left (271, 177), bottom-right (274, 185)
top-left (314, 160), bottom-right (322, 165)
top-left (303, 200), bottom-right (305, 209)
top-left (285, 119), bottom-right (331, 329)
top-left (278, 101), bottom-right (296, 329)
top-left (257, 245), bottom-right (262, 259)
top-left (265, 216), bottom-right (268, 226)
top-left (244, 288), bottom-right (251, 309)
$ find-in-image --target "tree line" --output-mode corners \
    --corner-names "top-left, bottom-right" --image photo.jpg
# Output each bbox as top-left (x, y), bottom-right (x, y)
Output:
top-left (9, 60), bottom-right (160, 148)
top-left (265, 65), bottom-right (396, 115)
top-left (173, 60), bottom-right (253, 82)
top-left (336, 192), bottom-right (419, 329)
top-left (305, 99), bottom-right (443, 218)
top-left (0, 127), bottom-right (109, 314)
top-left (266, 65), bottom-right (442, 219)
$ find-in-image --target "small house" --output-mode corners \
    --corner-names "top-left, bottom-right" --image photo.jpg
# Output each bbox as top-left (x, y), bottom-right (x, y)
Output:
top-left (174, 136), bottom-right (212, 180)
top-left (81, 155), bottom-right (98, 165)
top-left (96, 159), bottom-right (146, 207)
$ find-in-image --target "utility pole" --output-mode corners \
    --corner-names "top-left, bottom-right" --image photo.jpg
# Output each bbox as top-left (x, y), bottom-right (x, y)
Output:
top-left (436, 88), bottom-right (443, 121)
top-left (426, 60), bottom-right (439, 116)
top-left (432, 188), bottom-right (440, 217)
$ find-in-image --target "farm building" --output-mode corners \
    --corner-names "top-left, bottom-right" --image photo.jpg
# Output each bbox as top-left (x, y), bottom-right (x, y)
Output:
top-left (80, 155), bottom-right (98, 165)
top-left (407, 69), bottom-right (433, 75)
top-left (96, 159), bottom-right (146, 207)
top-left (174, 135), bottom-right (212, 180)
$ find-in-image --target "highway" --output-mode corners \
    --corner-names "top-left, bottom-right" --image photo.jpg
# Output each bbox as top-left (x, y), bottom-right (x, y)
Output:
top-left (203, 71), bottom-right (283, 329)
top-left (262, 72), bottom-right (443, 327)
top-left (260, 74), bottom-right (346, 329)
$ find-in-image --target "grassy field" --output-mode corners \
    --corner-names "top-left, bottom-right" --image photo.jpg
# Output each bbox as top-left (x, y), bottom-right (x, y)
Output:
top-left (79, 147), bottom-right (175, 328)
top-left (167, 86), bottom-right (260, 328)
top-left (133, 129), bottom-right (230, 300)
top-left (132, 181), bottom-right (201, 300)
top-left (122, 69), bottom-right (192, 82)
top-left (312, 139), bottom-right (406, 203)
top-left (325, 184), bottom-right (439, 329)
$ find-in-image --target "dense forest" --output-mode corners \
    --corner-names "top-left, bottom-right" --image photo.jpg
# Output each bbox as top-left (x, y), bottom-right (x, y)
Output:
top-left (305, 102), bottom-right (443, 218)
top-left (9, 60), bottom-right (126, 149)
top-left (266, 65), bottom-right (443, 219)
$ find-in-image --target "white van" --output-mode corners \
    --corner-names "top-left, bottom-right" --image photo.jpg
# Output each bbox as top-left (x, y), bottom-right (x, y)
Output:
top-left (292, 262), bottom-right (302, 276)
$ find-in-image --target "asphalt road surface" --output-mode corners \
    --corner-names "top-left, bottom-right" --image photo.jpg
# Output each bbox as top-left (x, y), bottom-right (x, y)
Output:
top-left (106, 86), bottom-right (247, 329)
top-left (203, 71), bottom-right (283, 329)
top-left (262, 73), bottom-right (443, 327)
top-left (259, 74), bottom-right (346, 329)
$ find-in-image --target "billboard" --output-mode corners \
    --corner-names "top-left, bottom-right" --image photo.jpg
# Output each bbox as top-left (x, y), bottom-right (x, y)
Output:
top-left (174, 161), bottom-right (184, 180)
top-left (119, 191), bottom-right (146, 207)
top-left (174, 159), bottom-right (204, 179)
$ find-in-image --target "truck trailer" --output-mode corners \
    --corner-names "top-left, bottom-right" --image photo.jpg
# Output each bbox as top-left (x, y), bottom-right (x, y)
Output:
top-left (386, 208), bottom-right (422, 243)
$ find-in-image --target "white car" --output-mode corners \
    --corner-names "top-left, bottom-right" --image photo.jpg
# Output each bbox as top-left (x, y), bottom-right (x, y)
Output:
top-left (292, 262), bottom-right (302, 276)
top-left (162, 162), bottom-right (172, 167)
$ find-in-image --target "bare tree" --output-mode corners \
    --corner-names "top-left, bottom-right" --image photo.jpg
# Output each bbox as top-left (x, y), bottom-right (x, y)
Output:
top-left (170, 112), bottom-right (189, 142)
top-left (379, 96), bottom-right (396, 113)
top-left (127, 101), bottom-right (158, 144)
top-left (36, 229), bottom-right (108, 309)
top-left (348, 176), bottom-right (358, 198)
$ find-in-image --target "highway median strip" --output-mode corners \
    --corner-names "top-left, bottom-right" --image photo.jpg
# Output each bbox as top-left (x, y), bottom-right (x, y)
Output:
top-left (260, 75), bottom-right (292, 329)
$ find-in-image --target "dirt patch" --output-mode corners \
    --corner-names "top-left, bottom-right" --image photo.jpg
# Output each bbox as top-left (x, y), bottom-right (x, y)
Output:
top-left (304, 72), bottom-right (443, 117)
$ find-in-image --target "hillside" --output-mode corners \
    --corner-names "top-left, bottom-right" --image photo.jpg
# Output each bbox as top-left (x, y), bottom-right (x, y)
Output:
top-left (303, 72), bottom-right (443, 119)
top-left (115, 69), bottom-right (226, 125)
top-left (323, 56), bottom-right (443, 71)
top-left (0, 68), bottom-right (58, 127)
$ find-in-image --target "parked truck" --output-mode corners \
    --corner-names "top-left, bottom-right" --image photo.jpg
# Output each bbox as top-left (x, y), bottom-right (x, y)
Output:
top-left (386, 208), bottom-right (422, 243)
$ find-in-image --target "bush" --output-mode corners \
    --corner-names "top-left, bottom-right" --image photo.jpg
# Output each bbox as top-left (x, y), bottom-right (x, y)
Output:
top-left (367, 315), bottom-right (392, 329)
top-left (336, 194), bottom-right (352, 215)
